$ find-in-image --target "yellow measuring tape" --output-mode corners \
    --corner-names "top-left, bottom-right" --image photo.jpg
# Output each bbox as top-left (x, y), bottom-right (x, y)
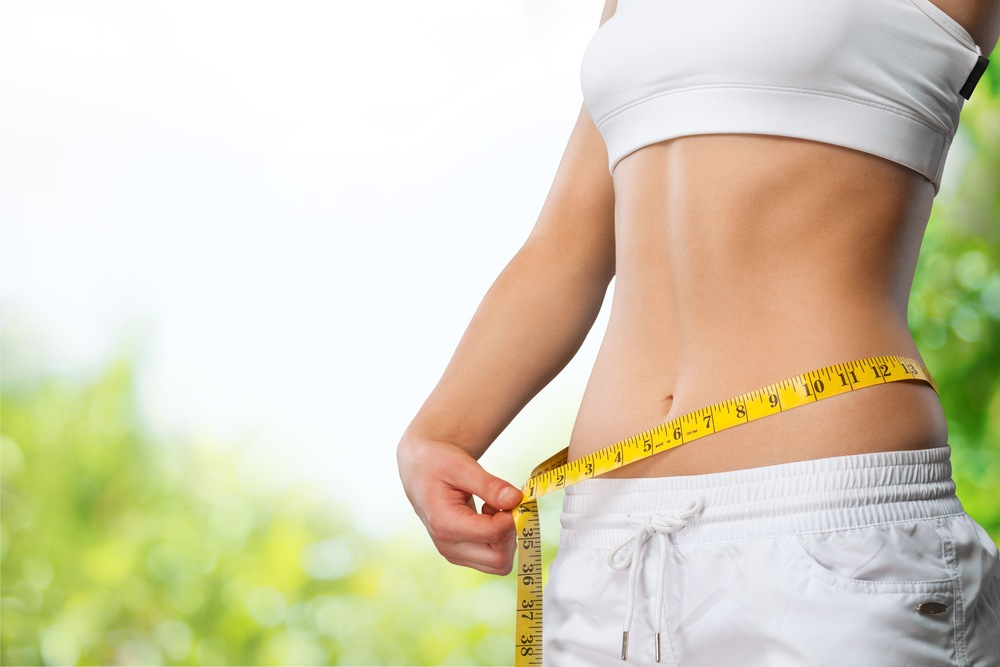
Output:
top-left (511, 354), bottom-right (936, 665)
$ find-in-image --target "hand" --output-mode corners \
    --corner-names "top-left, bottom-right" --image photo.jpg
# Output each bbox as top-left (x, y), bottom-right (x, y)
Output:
top-left (397, 437), bottom-right (524, 575)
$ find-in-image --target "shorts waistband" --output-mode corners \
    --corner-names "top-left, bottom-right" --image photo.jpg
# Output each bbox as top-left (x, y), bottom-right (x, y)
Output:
top-left (558, 446), bottom-right (964, 549)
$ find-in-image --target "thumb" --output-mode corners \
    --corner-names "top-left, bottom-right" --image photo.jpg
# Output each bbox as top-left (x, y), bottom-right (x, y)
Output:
top-left (459, 458), bottom-right (523, 510)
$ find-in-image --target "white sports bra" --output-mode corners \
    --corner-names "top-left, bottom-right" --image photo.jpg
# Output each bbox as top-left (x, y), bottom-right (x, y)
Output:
top-left (580, 0), bottom-right (989, 192)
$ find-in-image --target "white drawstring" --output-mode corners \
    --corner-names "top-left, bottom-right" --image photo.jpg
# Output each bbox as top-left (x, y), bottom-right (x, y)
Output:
top-left (607, 497), bottom-right (705, 662)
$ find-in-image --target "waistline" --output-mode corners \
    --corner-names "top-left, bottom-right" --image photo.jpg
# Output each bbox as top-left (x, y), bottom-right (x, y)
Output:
top-left (558, 446), bottom-right (963, 548)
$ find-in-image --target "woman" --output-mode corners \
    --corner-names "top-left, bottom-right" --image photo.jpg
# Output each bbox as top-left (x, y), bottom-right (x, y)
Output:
top-left (398, 0), bottom-right (1000, 663)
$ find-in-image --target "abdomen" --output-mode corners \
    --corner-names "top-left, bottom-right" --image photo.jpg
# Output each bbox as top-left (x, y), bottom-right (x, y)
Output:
top-left (567, 133), bottom-right (948, 476)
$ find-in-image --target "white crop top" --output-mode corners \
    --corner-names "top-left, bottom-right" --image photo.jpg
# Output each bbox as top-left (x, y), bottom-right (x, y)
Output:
top-left (580, 0), bottom-right (990, 192)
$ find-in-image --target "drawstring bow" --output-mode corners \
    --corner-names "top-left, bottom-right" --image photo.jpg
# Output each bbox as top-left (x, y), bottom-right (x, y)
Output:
top-left (607, 497), bottom-right (705, 662)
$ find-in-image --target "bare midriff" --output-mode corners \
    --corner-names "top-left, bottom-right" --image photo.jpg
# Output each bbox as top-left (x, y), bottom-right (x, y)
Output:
top-left (567, 133), bottom-right (949, 477)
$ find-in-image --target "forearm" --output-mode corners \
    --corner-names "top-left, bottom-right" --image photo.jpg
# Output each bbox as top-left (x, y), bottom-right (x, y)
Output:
top-left (404, 234), bottom-right (614, 459)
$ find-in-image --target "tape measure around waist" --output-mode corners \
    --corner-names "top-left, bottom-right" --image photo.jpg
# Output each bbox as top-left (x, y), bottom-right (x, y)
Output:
top-left (512, 354), bottom-right (937, 666)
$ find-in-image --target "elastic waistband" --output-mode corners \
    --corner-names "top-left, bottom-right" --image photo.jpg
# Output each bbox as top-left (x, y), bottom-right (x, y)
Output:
top-left (558, 446), bottom-right (964, 549)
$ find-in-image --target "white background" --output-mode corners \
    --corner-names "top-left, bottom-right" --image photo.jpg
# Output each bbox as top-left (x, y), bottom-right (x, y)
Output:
top-left (1, 0), bottom-right (610, 537)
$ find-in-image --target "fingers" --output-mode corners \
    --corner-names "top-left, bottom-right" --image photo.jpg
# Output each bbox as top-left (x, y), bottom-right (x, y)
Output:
top-left (426, 497), bottom-right (515, 547)
top-left (438, 530), bottom-right (518, 575)
top-left (450, 454), bottom-right (523, 511)
top-left (424, 489), bottom-right (517, 576)
top-left (421, 455), bottom-right (522, 547)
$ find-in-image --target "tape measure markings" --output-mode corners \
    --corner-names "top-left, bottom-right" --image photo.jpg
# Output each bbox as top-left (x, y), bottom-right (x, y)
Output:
top-left (512, 354), bottom-right (936, 666)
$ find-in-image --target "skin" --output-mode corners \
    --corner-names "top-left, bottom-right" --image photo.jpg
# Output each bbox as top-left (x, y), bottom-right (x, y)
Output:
top-left (397, 0), bottom-right (1000, 576)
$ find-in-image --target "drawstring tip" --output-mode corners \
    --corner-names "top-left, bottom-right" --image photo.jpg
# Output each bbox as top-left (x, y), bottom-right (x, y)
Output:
top-left (654, 632), bottom-right (661, 663)
top-left (620, 631), bottom-right (629, 661)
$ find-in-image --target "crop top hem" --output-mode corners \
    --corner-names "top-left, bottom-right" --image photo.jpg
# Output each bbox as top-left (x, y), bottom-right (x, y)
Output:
top-left (596, 82), bottom-right (953, 194)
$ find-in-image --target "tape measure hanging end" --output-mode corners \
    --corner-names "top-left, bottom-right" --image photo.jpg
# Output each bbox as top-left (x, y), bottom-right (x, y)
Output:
top-left (513, 498), bottom-right (543, 666)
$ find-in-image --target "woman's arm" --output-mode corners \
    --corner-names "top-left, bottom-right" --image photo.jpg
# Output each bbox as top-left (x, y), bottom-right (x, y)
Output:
top-left (397, 24), bottom-right (618, 573)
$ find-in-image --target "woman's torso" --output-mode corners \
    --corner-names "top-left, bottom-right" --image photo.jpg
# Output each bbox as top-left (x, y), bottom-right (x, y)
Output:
top-left (566, 0), bottom-right (998, 477)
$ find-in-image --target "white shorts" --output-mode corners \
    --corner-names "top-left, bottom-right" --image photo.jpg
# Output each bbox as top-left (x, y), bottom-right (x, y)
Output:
top-left (543, 446), bottom-right (1000, 666)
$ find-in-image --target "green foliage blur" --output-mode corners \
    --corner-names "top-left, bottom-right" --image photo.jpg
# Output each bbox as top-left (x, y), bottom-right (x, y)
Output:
top-left (0, 359), bottom-right (520, 665)
top-left (2, 58), bottom-right (999, 667)
top-left (909, 61), bottom-right (1000, 535)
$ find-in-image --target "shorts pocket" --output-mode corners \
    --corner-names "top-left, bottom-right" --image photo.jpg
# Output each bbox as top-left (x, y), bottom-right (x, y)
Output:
top-left (785, 519), bottom-right (958, 596)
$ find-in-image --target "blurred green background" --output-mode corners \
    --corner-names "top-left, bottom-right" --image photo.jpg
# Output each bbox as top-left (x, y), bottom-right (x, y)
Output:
top-left (4, 24), bottom-right (1000, 667)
